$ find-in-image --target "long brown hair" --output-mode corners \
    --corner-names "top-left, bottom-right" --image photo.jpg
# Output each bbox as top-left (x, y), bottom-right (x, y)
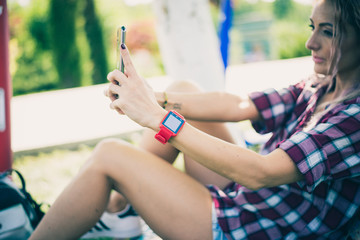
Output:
top-left (328, 0), bottom-right (360, 81)
top-left (318, 0), bottom-right (359, 99)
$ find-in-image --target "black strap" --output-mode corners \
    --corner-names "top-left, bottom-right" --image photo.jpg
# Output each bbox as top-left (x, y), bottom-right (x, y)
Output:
top-left (7, 169), bottom-right (27, 192)
top-left (3, 169), bottom-right (46, 227)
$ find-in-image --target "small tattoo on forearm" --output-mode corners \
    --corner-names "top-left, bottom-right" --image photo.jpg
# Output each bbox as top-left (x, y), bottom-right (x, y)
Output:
top-left (173, 103), bottom-right (182, 110)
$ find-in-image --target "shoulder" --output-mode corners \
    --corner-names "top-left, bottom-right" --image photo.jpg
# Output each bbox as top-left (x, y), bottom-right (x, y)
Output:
top-left (325, 97), bottom-right (360, 123)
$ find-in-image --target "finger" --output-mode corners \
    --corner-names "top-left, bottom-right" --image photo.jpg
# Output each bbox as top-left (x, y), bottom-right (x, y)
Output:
top-left (115, 107), bottom-right (125, 115)
top-left (104, 87), bottom-right (111, 97)
top-left (109, 100), bottom-right (125, 115)
top-left (108, 84), bottom-right (121, 101)
top-left (120, 44), bottom-right (137, 76)
top-left (108, 83), bottom-right (121, 94)
top-left (110, 94), bottom-right (118, 101)
top-left (107, 70), bottom-right (125, 86)
top-left (104, 88), bottom-right (117, 100)
top-left (109, 103), bottom-right (124, 114)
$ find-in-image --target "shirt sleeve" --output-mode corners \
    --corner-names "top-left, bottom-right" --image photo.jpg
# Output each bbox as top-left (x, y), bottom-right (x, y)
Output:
top-left (278, 103), bottom-right (360, 193)
top-left (249, 81), bottom-right (305, 134)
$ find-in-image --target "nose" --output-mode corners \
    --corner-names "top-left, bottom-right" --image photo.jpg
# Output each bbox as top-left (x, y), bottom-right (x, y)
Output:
top-left (306, 32), bottom-right (320, 51)
top-left (305, 32), bottom-right (320, 51)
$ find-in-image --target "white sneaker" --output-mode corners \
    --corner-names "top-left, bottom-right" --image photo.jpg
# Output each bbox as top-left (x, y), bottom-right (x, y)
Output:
top-left (81, 205), bottom-right (142, 239)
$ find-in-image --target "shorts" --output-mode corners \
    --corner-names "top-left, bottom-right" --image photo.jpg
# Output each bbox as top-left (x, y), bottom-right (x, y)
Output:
top-left (212, 202), bottom-right (227, 240)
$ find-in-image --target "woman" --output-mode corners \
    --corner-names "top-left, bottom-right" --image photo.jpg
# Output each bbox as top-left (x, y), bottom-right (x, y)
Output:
top-left (30, 0), bottom-right (360, 239)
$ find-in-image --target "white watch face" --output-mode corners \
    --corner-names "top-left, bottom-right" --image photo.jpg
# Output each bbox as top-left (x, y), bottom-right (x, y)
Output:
top-left (163, 112), bottom-right (184, 133)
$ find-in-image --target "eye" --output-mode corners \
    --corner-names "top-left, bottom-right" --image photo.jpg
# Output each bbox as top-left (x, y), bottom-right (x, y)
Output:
top-left (323, 30), bottom-right (333, 37)
top-left (309, 24), bottom-right (315, 31)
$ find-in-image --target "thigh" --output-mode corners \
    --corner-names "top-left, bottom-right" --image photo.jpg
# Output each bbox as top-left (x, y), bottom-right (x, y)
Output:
top-left (94, 139), bottom-right (213, 240)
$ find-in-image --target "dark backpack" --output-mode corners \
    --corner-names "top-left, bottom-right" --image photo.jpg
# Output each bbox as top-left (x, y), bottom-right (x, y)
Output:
top-left (0, 169), bottom-right (45, 239)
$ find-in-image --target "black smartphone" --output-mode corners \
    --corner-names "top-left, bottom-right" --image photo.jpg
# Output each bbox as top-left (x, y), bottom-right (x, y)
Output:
top-left (117, 26), bottom-right (126, 73)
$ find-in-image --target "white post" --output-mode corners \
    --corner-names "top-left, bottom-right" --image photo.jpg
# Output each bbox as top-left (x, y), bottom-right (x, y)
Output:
top-left (152, 0), bottom-right (225, 91)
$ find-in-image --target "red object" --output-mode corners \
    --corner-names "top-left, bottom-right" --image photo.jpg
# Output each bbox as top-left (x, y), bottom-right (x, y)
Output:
top-left (155, 110), bottom-right (185, 144)
top-left (0, 0), bottom-right (12, 171)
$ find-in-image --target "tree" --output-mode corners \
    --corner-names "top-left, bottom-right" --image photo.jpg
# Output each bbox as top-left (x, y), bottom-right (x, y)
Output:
top-left (152, 0), bottom-right (225, 91)
top-left (83, 0), bottom-right (108, 84)
top-left (48, 0), bottom-right (82, 88)
top-left (11, 0), bottom-right (58, 95)
top-left (273, 0), bottom-right (293, 19)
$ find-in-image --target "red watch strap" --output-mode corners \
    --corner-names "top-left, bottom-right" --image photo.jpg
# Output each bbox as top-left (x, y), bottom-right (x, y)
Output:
top-left (155, 127), bottom-right (173, 144)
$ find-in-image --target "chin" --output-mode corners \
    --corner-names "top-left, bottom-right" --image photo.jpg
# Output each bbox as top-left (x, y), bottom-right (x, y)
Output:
top-left (314, 65), bottom-right (329, 76)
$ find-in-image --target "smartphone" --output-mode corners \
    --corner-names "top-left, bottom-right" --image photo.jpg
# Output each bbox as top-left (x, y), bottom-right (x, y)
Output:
top-left (117, 26), bottom-right (126, 73)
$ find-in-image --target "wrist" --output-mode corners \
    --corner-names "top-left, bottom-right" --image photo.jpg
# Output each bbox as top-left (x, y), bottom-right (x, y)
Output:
top-left (149, 108), bottom-right (168, 132)
top-left (154, 110), bottom-right (186, 144)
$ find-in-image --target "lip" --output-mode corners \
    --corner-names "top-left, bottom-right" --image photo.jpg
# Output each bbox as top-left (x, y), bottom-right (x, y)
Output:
top-left (312, 55), bottom-right (325, 64)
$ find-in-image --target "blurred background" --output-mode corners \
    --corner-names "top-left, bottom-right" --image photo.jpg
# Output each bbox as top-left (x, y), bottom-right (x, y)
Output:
top-left (8, 0), bottom-right (312, 96)
top-left (5, 0), bottom-right (314, 212)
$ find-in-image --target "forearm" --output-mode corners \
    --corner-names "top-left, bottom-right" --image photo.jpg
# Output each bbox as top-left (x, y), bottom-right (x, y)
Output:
top-left (164, 122), bottom-right (260, 189)
top-left (156, 91), bottom-right (260, 122)
top-left (167, 123), bottom-right (303, 190)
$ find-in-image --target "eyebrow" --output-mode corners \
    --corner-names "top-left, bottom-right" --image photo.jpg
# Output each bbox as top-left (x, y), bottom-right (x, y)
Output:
top-left (309, 18), bottom-right (334, 28)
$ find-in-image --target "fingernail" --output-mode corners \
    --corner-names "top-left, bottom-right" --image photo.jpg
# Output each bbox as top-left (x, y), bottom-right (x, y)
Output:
top-left (121, 43), bottom-right (126, 49)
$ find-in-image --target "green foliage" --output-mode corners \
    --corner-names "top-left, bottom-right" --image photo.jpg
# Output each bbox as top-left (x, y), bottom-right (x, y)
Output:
top-left (273, 0), bottom-right (293, 19)
top-left (81, 0), bottom-right (109, 85)
top-left (12, 51), bottom-right (58, 95)
top-left (272, 1), bottom-right (312, 59)
top-left (233, 0), bottom-right (273, 16)
top-left (9, 0), bottom-right (312, 95)
top-left (11, 0), bottom-right (59, 96)
top-left (274, 21), bottom-right (311, 59)
top-left (48, 0), bottom-right (82, 89)
top-left (10, 0), bottom-right (163, 95)
top-left (94, 0), bottom-right (163, 76)
top-left (230, 0), bottom-right (312, 62)
top-left (28, 16), bottom-right (51, 51)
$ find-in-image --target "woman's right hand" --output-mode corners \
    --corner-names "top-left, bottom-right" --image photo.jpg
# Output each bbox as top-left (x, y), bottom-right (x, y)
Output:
top-left (104, 45), bottom-right (167, 131)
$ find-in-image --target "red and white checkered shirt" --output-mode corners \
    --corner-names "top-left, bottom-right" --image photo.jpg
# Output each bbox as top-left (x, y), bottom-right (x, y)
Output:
top-left (207, 79), bottom-right (360, 239)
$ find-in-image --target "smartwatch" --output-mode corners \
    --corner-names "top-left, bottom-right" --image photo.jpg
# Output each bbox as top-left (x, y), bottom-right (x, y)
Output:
top-left (155, 110), bottom-right (185, 144)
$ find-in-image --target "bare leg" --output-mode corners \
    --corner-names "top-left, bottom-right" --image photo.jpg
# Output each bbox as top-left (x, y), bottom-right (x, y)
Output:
top-left (30, 139), bottom-right (213, 240)
top-left (106, 191), bottom-right (127, 213)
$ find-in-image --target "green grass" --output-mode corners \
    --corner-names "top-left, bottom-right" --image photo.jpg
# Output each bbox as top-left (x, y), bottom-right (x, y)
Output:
top-left (13, 144), bottom-right (93, 206)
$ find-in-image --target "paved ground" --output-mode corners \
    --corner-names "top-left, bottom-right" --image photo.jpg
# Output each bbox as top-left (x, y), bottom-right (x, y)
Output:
top-left (11, 56), bottom-right (313, 154)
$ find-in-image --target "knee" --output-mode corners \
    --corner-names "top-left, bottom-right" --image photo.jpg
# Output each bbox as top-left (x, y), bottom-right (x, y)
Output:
top-left (166, 80), bottom-right (203, 93)
top-left (88, 138), bottom-right (132, 168)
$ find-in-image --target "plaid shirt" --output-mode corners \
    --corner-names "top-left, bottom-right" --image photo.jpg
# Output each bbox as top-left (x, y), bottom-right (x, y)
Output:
top-left (207, 80), bottom-right (360, 239)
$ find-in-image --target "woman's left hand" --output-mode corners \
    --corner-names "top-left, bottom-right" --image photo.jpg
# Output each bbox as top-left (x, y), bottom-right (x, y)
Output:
top-left (105, 44), bottom-right (166, 130)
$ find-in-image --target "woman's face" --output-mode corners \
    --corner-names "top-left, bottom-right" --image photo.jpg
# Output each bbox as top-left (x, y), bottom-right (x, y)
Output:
top-left (306, 0), bottom-right (360, 76)
top-left (306, 0), bottom-right (335, 75)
